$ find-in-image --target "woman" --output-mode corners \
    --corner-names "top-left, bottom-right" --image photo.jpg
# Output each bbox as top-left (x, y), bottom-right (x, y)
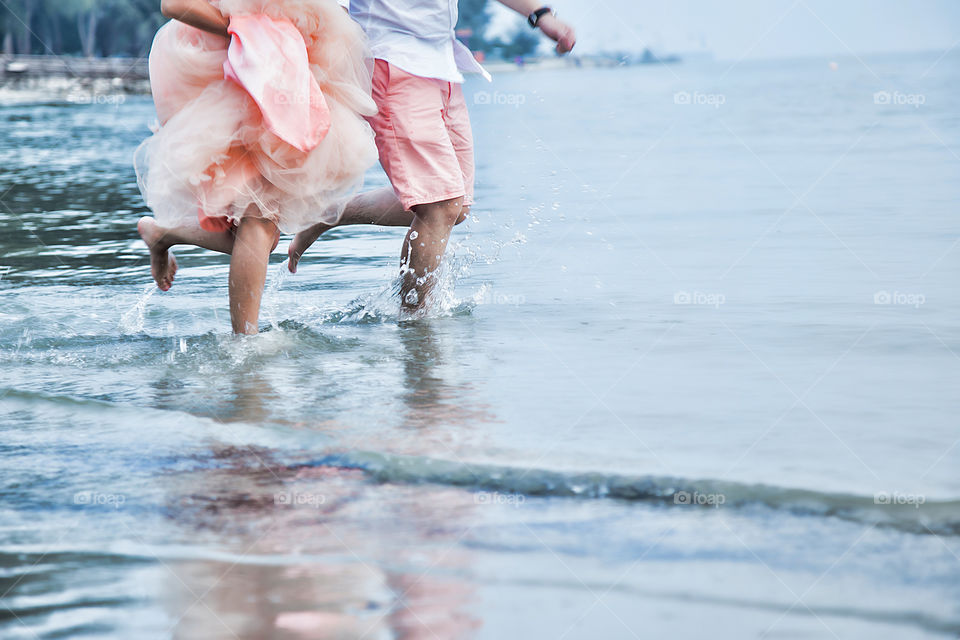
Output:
top-left (135, 0), bottom-right (378, 333)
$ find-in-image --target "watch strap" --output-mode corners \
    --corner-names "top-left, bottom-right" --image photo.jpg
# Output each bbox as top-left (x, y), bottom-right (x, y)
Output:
top-left (528, 7), bottom-right (553, 29)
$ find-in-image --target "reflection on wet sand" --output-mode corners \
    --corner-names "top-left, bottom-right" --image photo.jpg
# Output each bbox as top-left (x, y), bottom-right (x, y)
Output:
top-left (149, 351), bottom-right (280, 426)
top-left (396, 320), bottom-right (497, 435)
top-left (160, 467), bottom-right (482, 639)
top-left (157, 324), bottom-right (493, 638)
top-left (166, 560), bottom-right (392, 639)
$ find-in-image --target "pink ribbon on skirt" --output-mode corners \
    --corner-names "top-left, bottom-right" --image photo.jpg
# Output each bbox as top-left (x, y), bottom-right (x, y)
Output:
top-left (223, 14), bottom-right (331, 153)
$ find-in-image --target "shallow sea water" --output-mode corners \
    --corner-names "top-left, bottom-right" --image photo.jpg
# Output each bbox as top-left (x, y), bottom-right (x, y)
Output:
top-left (1, 51), bottom-right (959, 638)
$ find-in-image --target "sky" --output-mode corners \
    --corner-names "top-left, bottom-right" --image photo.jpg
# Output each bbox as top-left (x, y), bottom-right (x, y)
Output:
top-left (489, 0), bottom-right (960, 60)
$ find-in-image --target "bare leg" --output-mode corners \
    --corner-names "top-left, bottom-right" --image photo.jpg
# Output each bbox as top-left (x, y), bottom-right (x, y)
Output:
top-left (400, 197), bottom-right (464, 311)
top-left (139, 216), bottom-right (235, 254)
top-left (288, 188), bottom-right (406, 272)
top-left (229, 217), bottom-right (278, 335)
top-left (339, 187), bottom-right (413, 227)
top-left (139, 216), bottom-right (280, 290)
top-left (137, 217), bottom-right (181, 291)
top-left (287, 187), bottom-right (469, 273)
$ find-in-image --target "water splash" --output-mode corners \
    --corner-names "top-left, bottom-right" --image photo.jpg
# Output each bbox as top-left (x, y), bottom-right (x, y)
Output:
top-left (261, 260), bottom-right (294, 330)
top-left (118, 284), bottom-right (156, 334)
top-left (224, 213), bottom-right (529, 330)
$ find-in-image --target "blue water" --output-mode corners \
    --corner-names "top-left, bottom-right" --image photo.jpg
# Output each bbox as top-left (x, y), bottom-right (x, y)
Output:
top-left (1, 51), bottom-right (959, 638)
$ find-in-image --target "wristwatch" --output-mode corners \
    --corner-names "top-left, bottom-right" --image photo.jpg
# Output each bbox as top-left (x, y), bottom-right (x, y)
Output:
top-left (528, 7), bottom-right (554, 29)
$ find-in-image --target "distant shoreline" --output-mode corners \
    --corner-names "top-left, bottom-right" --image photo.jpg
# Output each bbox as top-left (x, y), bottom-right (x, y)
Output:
top-left (0, 54), bottom-right (150, 102)
top-left (0, 54), bottom-right (148, 81)
top-left (0, 52), bottom-right (678, 104)
top-left (0, 51), bottom-right (677, 81)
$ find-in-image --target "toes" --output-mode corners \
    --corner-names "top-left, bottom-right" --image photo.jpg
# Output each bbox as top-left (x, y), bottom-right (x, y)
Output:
top-left (287, 247), bottom-right (299, 273)
top-left (164, 254), bottom-right (178, 289)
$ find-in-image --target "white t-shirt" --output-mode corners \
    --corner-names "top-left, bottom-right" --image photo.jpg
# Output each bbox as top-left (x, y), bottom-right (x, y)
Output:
top-left (348, 0), bottom-right (491, 83)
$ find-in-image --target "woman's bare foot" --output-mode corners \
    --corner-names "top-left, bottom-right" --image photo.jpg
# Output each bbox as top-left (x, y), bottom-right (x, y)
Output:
top-left (287, 222), bottom-right (332, 273)
top-left (138, 216), bottom-right (178, 291)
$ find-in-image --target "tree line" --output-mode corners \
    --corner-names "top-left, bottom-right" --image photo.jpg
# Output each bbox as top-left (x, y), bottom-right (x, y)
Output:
top-left (1, 0), bottom-right (537, 59)
top-left (2, 0), bottom-right (165, 57)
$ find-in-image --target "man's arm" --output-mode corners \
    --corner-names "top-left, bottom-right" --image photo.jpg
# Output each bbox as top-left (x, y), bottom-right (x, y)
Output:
top-left (160, 0), bottom-right (230, 38)
top-left (493, 1), bottom-right (576, 54)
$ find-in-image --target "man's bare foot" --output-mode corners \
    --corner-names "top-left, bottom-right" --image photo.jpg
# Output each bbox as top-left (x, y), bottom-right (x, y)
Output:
top-left (287, 222), bottom-right (332, 273)
top-left (138, 216), bottom-right (178, 291)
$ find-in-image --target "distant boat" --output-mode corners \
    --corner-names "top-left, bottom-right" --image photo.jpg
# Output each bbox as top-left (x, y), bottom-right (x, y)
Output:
top-left (638, 48), bottom-right (681, 65)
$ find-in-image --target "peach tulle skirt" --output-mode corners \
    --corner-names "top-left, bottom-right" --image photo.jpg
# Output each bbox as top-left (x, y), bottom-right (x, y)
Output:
top-left (134, 0), bottom-right (378, 234)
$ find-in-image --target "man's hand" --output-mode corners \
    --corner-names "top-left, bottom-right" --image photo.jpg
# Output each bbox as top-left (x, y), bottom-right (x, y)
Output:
top-left (493, 1), bottom-right (577, 54)
top-left (536, 13), bottom-right (576, 54)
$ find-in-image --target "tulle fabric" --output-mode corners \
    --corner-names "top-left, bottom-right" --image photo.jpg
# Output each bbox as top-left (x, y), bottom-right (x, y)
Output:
top-left (135, 0), bottom-right (378, 234)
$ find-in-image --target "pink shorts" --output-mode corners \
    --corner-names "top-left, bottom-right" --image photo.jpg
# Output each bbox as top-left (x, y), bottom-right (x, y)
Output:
top-left (367, 59), bottom-right (475, 212)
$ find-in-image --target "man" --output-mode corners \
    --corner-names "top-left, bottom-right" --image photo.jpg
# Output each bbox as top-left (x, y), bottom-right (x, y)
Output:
top-left (288, 1), bottom-right (576, 311)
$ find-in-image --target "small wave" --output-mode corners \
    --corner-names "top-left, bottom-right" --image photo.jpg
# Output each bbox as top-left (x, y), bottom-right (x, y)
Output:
top-left (305, 450), bottom-right (960, 537)
top-left (0, 387), bottom-right (330, 456)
